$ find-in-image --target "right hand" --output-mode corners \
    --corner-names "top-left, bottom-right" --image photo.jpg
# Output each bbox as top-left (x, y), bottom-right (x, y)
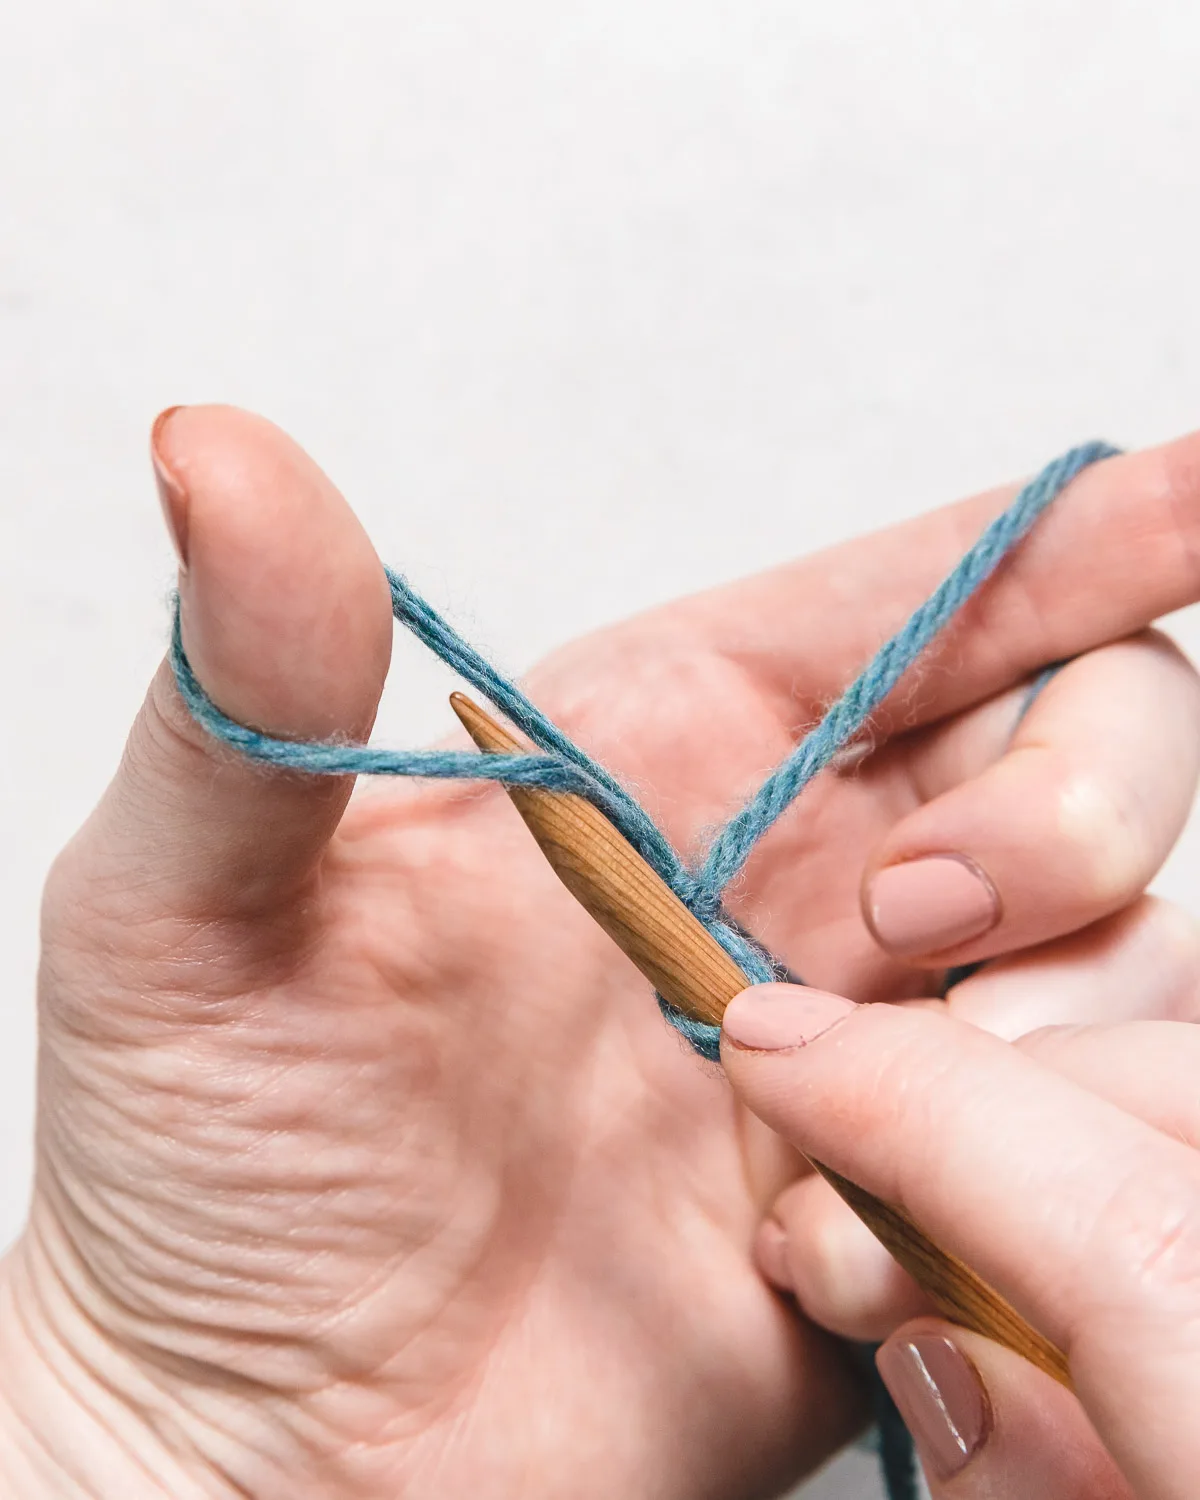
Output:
top-left (723, 974), bottom-right (1200, 1499)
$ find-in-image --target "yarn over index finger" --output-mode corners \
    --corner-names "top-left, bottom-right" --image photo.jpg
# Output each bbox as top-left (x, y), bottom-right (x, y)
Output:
top-left (695, 441), bottom-right (1119, 900)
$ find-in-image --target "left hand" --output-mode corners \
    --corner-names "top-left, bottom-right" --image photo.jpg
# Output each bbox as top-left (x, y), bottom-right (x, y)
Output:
top-left (9, 411), bottom-right (1200, 1498)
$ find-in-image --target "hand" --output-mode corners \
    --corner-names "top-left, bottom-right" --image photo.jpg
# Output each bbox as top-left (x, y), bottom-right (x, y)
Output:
top-left (4, 406), bottom-right (1200, 1499)
top-left (723, 977), bottom-right (1200, 1499)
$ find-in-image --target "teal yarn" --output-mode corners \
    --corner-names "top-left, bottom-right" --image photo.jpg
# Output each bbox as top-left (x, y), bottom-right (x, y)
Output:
top-left (171, 439), bottom-right (1117, 1066)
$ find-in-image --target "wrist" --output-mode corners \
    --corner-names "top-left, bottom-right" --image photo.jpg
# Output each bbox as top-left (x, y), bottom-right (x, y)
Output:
top-left (0, 1225), bottom-right (233, 1499)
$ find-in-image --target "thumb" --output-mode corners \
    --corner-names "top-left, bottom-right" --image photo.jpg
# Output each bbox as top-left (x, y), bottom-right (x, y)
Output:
top-left (68, 404), bottom-right (392, 919)
top-left (875, 1320), bottom-right (1131, 1498)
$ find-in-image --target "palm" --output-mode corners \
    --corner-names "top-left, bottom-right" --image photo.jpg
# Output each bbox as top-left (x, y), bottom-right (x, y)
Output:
top-left (36, 611), bottom-right (925, 1498)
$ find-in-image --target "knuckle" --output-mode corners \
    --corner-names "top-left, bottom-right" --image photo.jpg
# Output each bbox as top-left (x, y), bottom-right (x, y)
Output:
top-left (782, 1183), bottom-right (891, 1329)
top-left (790, 1203), bottom-right (855, 1311)
top-left (1048, 758), bottom-right (1151, 907)
top-left (133, 663), bottom-right (215, 780)
top-left (1089, 1159), bottom-right (1200, 1325)
top-left (116, 663), bottom-right (256, 836)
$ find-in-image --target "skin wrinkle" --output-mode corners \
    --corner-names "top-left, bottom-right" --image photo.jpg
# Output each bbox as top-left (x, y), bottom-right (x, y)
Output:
top-left (296, 1181), bottom-right (504, 1361)
top-left (41, 1007), bottom-right (466, 1298)
top-left (38, 1181), bottom-right (309, 1346)
top-left (1081, 1159), bottom-right (1200, 1330)
top-left (0, 1392), bottom-right (88, 1500)
top-left (46, 924), bottom-right (594, 1440)
top-left (252, 1035), bottom-right (635, 1481)
top-left (13, 1228), bottom-right (231, 1497)
top-left (56, 1124), bottom-right (382, 1273)
top-left (46, 954), bottom-right (489, 1236)
top-left (125, 1168), bottom-right (446, 1324)
top-left (118, 671), bottom-right (354, 920)
top-left (42, 893), bottom-right (324, 1025)
top-left (11, 1275), bottom-right (139, 1484)
top-left (44, 1116), bottom-right (504, 1428)
top-left (827, 1019), bottom-right (978, 1218)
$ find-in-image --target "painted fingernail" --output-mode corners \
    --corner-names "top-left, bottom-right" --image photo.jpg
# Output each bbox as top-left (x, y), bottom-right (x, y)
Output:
top-left (722, 985), bottom-right (856, 1052)
top-left (877, 1333), bottom-right (991, 1482)
top-left (866, 855), bottom-right (999, 958)
top-left (151, 406), bottom-right (189, 568)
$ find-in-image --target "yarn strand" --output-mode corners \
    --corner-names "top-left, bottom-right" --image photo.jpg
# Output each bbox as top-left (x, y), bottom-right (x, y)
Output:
top-left (696, 441), bottom-right (1118, 899)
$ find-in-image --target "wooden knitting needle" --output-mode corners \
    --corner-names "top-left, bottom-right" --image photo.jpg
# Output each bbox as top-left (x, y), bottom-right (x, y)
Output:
top-left (449, 690), bottom-right (1071, 1388)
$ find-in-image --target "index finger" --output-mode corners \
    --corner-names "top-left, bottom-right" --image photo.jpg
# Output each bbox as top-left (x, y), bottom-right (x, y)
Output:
top-left (679, 434), bottom-right (1200, 732)
top-left (720, 987), bottom-right (1200, 1500)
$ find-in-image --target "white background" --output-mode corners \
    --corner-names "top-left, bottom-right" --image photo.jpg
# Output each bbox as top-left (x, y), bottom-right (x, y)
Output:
top-left (4, 4), bottom-right (1200, 1495)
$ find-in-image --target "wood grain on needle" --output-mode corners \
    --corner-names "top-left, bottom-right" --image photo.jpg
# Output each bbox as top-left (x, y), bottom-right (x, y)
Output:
top-left (450, 690), bottom-right (1071, 1389)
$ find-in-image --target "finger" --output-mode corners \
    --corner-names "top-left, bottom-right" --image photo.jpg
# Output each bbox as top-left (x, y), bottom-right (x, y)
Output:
top-left (721, 985), bottom-right (1200, 1499)
top-left (63, 405), bottom-right (393, 921)
top-left (1016, 1021), bottom-right (1200, 1151)
top-left (876, 1319), bottom-right (1131, 1498)
top-left (861, 634), bottom-right (1200, 964)
top-left (755, 1171), bottom-right (931, 1341)
top-left (949, 896), bottom-right (1200, 1039)
top-left (769, 962), bottom-right (1200, 1340)
top-left (680, 432), bottom-right (1200, 733)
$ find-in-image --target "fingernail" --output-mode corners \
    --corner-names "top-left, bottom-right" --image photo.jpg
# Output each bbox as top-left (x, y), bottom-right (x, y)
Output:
top-left (876, 1333), bottom-right (991, 1482)
top-left (755, 1217), bottom-right (793, 1291)
top-left (151, 406), bottom-right (189, 568)
top-left (722, 985), bottom-right (856, 1052)
top-left (866, 855), bottom-right (999, 958)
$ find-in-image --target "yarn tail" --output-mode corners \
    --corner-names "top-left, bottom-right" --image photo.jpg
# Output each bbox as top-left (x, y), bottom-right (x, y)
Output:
top-left (846, 1343), bottom-right (921, 1500)
top-left (870, 1362), bottom-right (921, 1500)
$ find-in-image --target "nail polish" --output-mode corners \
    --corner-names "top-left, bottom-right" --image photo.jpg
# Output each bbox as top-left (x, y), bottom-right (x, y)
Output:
top-left (151, 406), bottom-right (189, 568)
top-left (877, 1333), bottom-right (990, 1482)
top-left (866, 855), bottom-right (999, 958)
top-left (721, 985), bottom-right (856, 1052)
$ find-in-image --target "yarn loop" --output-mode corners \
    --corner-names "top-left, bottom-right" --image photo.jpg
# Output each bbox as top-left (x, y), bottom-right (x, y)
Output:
top-left (171, 440), bottom-right (1115, 1058)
